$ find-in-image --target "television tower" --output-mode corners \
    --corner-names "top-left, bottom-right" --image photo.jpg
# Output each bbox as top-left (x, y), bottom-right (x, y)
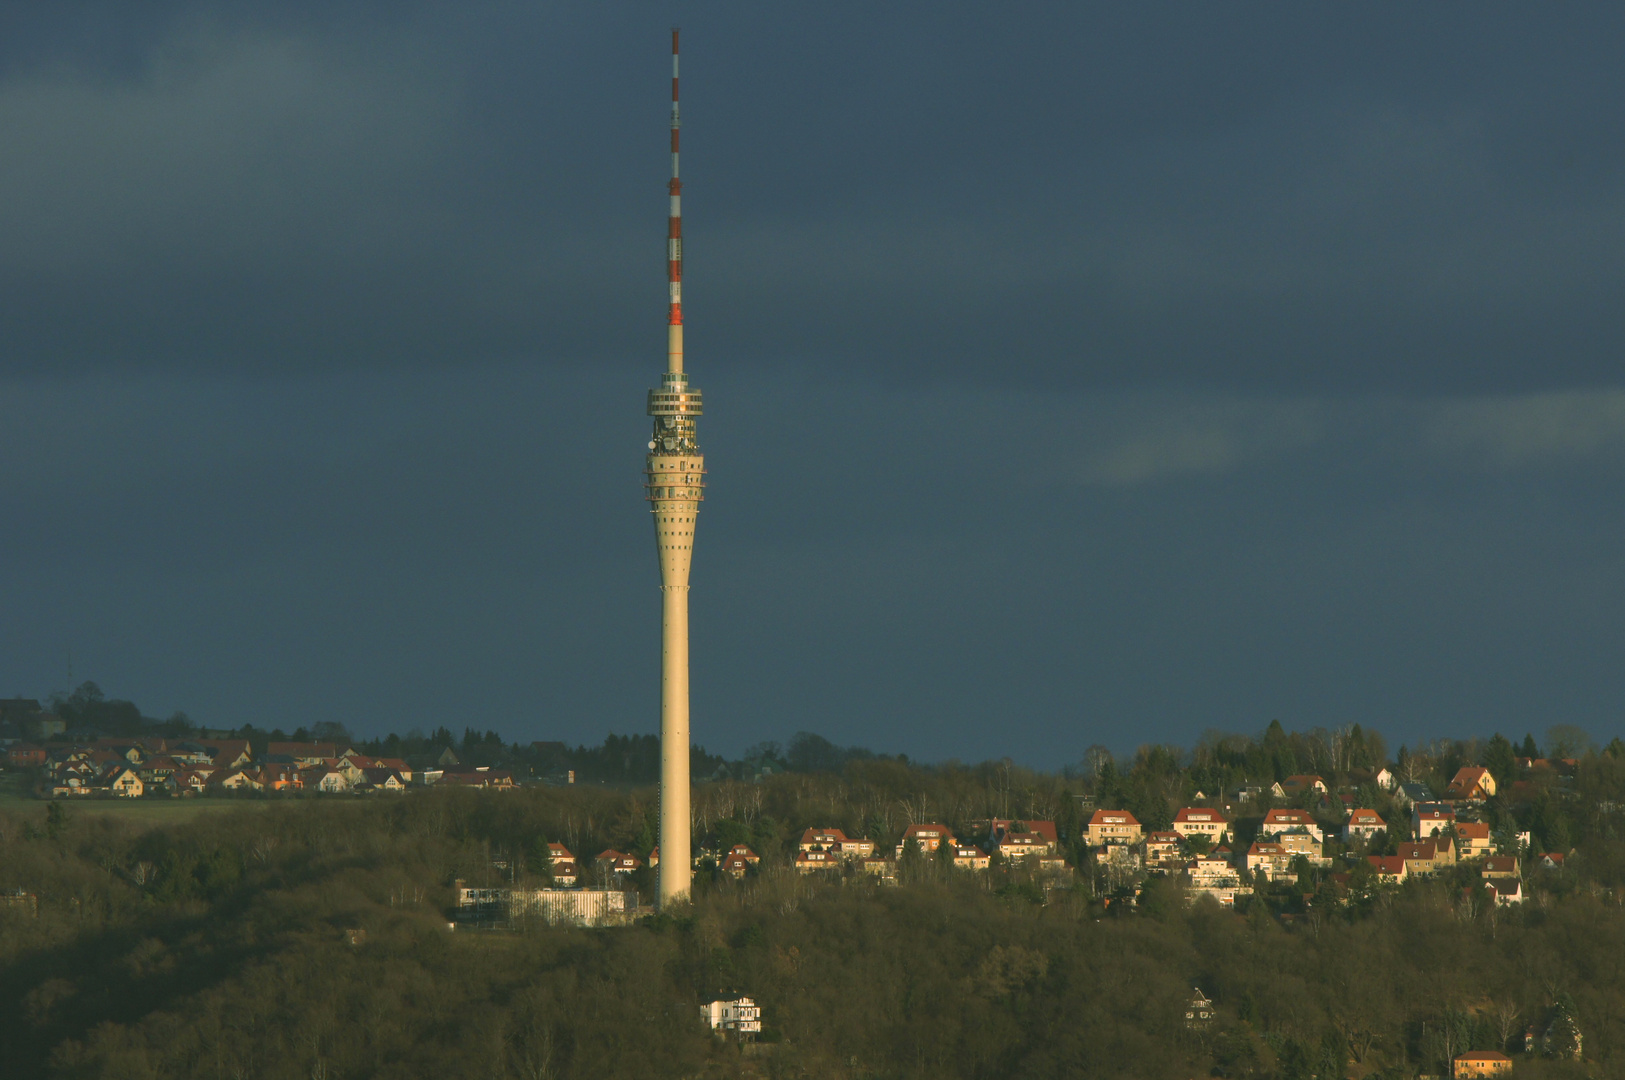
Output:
top-left (646, 27), bottom-right (702, 908)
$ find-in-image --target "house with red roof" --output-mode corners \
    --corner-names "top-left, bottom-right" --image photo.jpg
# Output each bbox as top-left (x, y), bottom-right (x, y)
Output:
top-left (719, 845), bottom-right (758, 879)
top-left (798, 827), bottom-right (848, 853)
top-left (1085, 810), bottom-right (1143, 847)
top-left (1366, 855), bottom-right (1408, 882)
top-left (1413, 805), bottom-right (1456, 838)
top-left (1280, 775), bottom-right (1327, 798)
top-left (895, 824), bottom-right (956, 855)
top-left (1260, 808), bottom-right (1322, 842)
top-left (6, 743), bottom-right (45, 768)
top-left (1344, 808), bottom-right (1387, 842)
top-left (595, 850), bottom-right (642, 877)
top-left (1446, 766), bottom-right (1496, 802)
top-left (795, 848), bottom-right (842, 873)
top-left (1171, 807), bottom-right (1230, 844)
top-left (951, 845), bottom-right (990, 870)
top-left (1144, 831), bottom-right (1183, 869)
top-left (1246, 841), bottom-right (1291, 881)
top-left (1453, 821), bottom-right (1493, 859)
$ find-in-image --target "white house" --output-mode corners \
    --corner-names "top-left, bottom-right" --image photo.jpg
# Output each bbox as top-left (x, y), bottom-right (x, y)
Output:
top-left (700, 997), bottom-right (762, 1038)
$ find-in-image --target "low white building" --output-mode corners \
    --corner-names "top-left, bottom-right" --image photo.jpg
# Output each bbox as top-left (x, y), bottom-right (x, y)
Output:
top-left (508, 888), bottom-right (634, 927)
top-left (700, 997), bottom-right (762, 1038)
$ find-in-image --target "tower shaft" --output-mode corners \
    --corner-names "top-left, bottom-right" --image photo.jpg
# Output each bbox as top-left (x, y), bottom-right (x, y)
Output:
top-left (648, 27), bottom-right (702, 909)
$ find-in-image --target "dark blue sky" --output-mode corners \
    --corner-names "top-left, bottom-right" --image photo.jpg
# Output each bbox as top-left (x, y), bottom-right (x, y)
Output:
top-left (1, 4), bottom-right (1623, 764)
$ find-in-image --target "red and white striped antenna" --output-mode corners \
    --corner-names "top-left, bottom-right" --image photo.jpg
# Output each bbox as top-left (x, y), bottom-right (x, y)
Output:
top-left (666, 27), bottom-right (683, 375)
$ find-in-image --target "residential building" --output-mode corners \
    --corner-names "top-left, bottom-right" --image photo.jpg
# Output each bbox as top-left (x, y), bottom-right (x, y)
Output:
top-left (1452, 1050), bottom-right (1512, 1078)
top-left (798, 827), bottom-right (848, 853)
top-left (1453, 821), bottom-right (1493, 859)
top-left (1413, 805), bottom-right (1456, 838)
top-left (1184, 988), bottom-right (1216, 1030)
top-left (700, 997), bottom-right (762, 1038)
top-left (595, 850), bottom-right (642, 877)
top-left (719, 845), bottom-right (759, 879)
top-left (1171, 807), bottom-right (1230, 845)
top-left (1349, 766), bottom-right (1396, 790)
top-left (1484, 879), bottom-right (1523, 906)
top-left (1085, 810), bottom-right (1143, 847)
top-left (1344, 809), bottom-right (1387, 843)
top-left (361, 767), bottom-right (406, 792)
top-left (1397, 841), bottom-right (1440, 876)
top-left (1446, 766), bottom-right (1497, 802)
top-left (836, 837), bottom-right (876, 858)
top-left (1143, 831), bottom-right (1183, 869)
top-left (795, 849), bottom-right (841, 873)
top-left (6, 743), bottom-right (45, 768)
top-left (210, 768), bottom-right (263, 793)
top-left (998, 831), bottom-right (1059, 862)
top-left (266, 742), bottom-right (348, 765)
top-left (989, 819), bottom-right (1059, 851)
top-left (1245, 841), bottom-right (1291, 881)
top-left (1366, 855), bottom-right (1408, 882)
top-left (951, 845), bottom-right (990, 870)
top-left (545, 843), bottom-right (579, 886)
top-left (104, 765), bottom-right (143, 798)
top-left (1281, 775), bottom-right (1327, 798)
top-left (1537, 852), bottom-right (1566, 871)
top-left (895, 824), bottom-right (955, 856)
top-left (1481, 856), bottom-right (1519, 880)
top-left (1395, 781), bottom-right (1432, 808)
top-left (1274, 829), bottom-right (1322, 860)
top-left (1260, 808), bottom-right (1322, 842)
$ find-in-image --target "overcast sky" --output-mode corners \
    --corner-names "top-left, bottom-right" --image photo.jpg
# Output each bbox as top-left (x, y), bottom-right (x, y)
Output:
top-left (2, 4), bottom-right (1624, 764)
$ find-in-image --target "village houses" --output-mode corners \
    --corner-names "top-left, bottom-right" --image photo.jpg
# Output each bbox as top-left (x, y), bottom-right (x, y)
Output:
top-left (1171, 807), bottom-right (1230, 845)
top-left (1085, 809), bottom-right (1143, 847)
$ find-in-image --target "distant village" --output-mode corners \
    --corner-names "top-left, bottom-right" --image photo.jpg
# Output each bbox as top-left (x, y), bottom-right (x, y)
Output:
top-left (0, 695), bottom-right (516, 798)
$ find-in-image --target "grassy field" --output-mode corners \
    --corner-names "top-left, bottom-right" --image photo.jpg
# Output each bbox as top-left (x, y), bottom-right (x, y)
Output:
top-left (0, 771), bottom-right (269, 824)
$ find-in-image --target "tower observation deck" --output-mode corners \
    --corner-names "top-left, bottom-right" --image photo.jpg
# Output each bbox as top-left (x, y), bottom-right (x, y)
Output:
top-left (647, 28), bottom-right (701, 908)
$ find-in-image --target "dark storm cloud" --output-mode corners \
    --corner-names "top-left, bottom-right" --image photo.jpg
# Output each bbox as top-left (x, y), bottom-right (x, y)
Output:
top-left (1, 5), bottom-right (1624, 390)
top-left (4, 5), bottom-right (1625, 761)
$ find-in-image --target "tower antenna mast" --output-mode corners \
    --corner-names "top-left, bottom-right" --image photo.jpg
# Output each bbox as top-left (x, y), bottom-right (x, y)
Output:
top-left (646, 26), bottom-right (703, 908)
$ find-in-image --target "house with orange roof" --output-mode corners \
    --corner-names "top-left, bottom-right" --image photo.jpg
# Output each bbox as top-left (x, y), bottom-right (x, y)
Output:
top-left (1085, 809), bottom-right (1143, 847)
top-left (544, 843), bottom-right (578, 886)
top-left (1144, 831), bottom-right (1184, 869)
top-left (795, 848), bottom-right (841, 873)
top-left (1260, 808), bottom-right (1322, 842)
top-left (951, 845), bottom-right (990, 870)
top-left (1344, 808), bottom-right (1387, 842)
top-left (798, 827), bottom-right (848, 853)
top-left (989, 819), bottom-right (1060, 851)
top-left (1446, 766), bottom-right (1496, 802)
top-left (1246, 841), bottom-right (1292, 881)
top-left (719, 845), bottom-right (758, 879)
top-left (1481, 855), bottom-right (1519, 880)
top-left (895, 824), bottom-right (956, 855)
top-left (1171, 807), bottom-right (1230, 844)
